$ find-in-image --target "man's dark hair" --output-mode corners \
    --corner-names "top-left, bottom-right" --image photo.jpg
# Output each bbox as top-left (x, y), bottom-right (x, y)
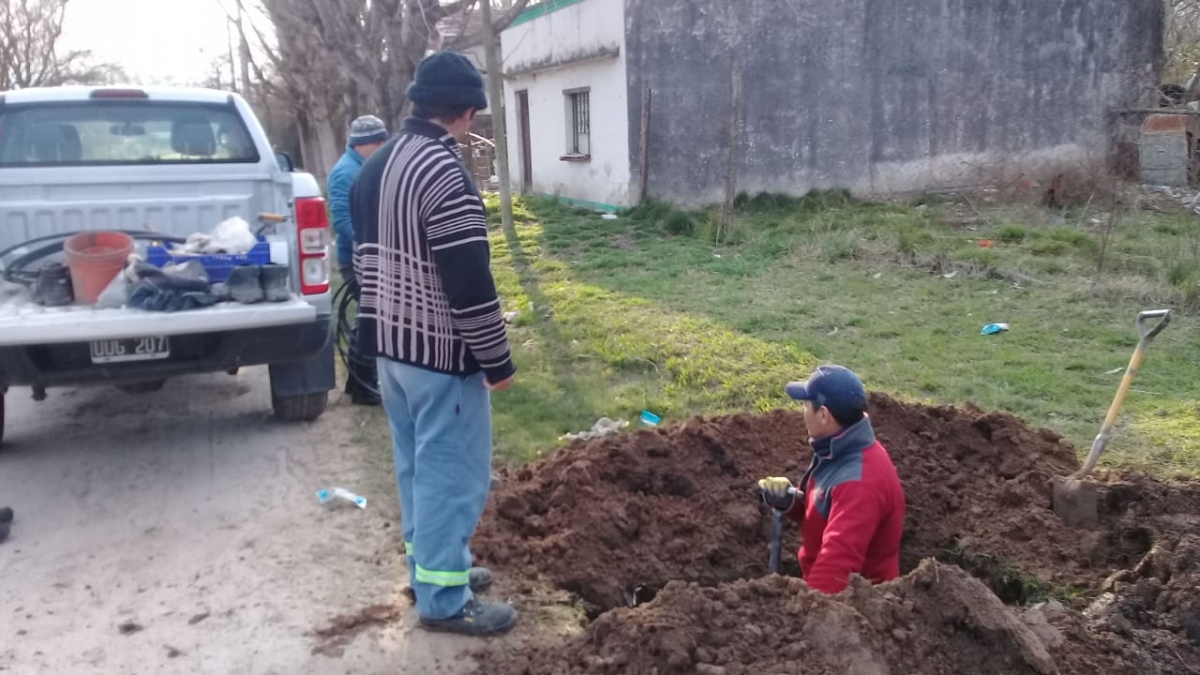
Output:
top-left (411, 102), bottom-right (474, 122)
top-left (829, 406), bottom-right (866, 428)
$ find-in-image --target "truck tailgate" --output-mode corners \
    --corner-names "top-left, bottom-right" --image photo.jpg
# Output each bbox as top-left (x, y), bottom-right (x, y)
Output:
top-left (0, 298), bottom-right (316, 346)
top-left (0, 171), bottom-right (289, 253)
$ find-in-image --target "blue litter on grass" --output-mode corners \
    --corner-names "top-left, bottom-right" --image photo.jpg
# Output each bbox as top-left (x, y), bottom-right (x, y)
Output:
top-left (981, 323), bottom-right (1010, 336)
top-left (640, 410), bottom-right (662, 427)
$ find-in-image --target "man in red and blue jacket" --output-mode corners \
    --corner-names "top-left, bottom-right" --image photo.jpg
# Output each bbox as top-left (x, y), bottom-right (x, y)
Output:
top-left (759, 365), bottom-right (906, 594)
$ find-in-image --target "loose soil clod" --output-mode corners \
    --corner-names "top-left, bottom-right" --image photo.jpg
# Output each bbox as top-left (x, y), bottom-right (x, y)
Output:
top-left (311, 603), bottom-right (403, 658)
top-left (475, 393), bottom-right (1200, 674)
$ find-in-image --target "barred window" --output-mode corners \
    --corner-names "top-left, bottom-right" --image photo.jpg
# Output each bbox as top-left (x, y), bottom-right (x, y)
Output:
top-left (566, 89), bottom-right (590, 157)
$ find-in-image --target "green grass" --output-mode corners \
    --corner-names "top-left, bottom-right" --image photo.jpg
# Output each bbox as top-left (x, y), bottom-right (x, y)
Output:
top-left (477, 191), bottom-right (1200, 475)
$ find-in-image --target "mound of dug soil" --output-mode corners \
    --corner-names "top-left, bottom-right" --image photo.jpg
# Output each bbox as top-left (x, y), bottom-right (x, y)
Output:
top-left (475, 393), bottom-right (1200, 673)
top-left (489, 561), bottom-right (1200, 675)
top-left (493, 562), bottom-right (1059, 675)
top-left (476, 393), bottom-right (1152, 612)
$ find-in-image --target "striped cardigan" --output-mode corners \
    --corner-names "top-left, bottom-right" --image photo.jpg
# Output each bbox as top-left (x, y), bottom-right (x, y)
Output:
top-left (349, 117), bottom-right (514, 383)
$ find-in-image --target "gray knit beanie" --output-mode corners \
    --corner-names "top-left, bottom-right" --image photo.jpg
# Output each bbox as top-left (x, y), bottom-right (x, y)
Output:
top-left (348, 115), bottom-right (388, 146)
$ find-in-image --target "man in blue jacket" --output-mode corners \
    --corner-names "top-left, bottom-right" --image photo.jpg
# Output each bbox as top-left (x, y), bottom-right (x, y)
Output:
top-left (329, 115), bottom-right (388, 406)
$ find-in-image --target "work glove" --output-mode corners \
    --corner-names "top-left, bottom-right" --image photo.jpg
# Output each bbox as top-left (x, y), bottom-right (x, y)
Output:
top-left (757, 477), bottom-right (797, 512)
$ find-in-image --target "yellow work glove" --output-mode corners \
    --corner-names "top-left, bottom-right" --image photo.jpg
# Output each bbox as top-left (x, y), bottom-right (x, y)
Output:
top-left (757, 476), bottom-right (797, 511)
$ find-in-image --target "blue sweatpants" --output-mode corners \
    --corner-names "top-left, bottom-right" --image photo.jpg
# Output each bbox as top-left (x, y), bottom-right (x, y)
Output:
top-left (376, 358), bottom-right (493, 620)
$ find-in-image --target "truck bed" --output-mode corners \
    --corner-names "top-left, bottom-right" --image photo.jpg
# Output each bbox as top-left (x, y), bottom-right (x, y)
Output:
top-left (0, 297), bottom-right (316, 346)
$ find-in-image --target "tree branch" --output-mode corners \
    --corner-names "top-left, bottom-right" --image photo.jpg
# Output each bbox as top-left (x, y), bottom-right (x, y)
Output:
top-left (447, 0), bottom-right (531, 50)
top-left (0, 0), bottom-right (122, 89)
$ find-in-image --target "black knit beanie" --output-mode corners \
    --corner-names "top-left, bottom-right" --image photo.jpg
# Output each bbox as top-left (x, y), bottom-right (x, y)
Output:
top-left (406, 51), bottom-right (489, 111)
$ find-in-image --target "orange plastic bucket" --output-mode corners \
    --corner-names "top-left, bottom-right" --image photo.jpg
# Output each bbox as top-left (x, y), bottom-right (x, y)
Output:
top-left (63, 231), bottom-right (135, 304)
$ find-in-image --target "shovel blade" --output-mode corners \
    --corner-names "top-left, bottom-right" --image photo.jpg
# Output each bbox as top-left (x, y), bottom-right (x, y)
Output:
top-left (1053, 478), bottom-right (1099, 528)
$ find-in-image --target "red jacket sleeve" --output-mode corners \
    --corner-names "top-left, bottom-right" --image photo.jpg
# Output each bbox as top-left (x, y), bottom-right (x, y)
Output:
top-left (804, 481), bottom-right (880, 594)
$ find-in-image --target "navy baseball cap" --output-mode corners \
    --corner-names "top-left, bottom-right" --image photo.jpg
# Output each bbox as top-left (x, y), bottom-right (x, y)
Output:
top-left (785, 365), bottom-right (868, 419)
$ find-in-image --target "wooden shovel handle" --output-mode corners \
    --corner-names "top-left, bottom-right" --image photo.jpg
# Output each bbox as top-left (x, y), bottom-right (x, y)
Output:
top-left (1073, 309), bottom-right (1172, 479)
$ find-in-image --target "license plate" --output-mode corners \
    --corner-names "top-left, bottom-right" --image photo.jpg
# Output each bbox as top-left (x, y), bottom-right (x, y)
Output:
top-left (89, 336), bottom-right (170, 364)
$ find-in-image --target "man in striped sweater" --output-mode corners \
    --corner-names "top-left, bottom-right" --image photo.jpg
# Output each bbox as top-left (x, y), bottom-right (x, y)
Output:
top-left (349, 51), bottom-right (517, 637)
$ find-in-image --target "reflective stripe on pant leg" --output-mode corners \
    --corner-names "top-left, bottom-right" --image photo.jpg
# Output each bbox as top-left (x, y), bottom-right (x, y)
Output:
top-left (405, 541), bottom-right (416, 586)
top-left (414, 565), bottom-right (470, 586)
top-left (378, 358), bottom-right (418, 590)
top-left (401, 366), bottom-right (492, 620)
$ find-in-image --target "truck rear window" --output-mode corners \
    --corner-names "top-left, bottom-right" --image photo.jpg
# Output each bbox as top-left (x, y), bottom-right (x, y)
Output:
top-left (0, 101), bottom-right (260, 167)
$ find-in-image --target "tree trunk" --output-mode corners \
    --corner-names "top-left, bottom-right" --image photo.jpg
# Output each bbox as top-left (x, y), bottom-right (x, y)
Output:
top-left (295, 105), bottom-right (339, 187)
top-left (295, 110), bottom-right (317, 179)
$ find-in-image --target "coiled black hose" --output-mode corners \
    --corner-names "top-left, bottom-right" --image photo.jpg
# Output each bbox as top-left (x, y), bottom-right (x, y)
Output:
top-left (333, 279), bottom-right (379, 398)
top-left (0, 230), bottom-right (186, 286)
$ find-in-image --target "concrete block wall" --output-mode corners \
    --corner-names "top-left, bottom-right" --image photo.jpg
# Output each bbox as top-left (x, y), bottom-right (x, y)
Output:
top-left (625, 0), bottom-right (1164, 206)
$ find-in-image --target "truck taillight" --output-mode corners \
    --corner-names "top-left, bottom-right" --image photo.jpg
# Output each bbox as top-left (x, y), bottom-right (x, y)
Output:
top-left (295, 197), bottom-right (330, 295)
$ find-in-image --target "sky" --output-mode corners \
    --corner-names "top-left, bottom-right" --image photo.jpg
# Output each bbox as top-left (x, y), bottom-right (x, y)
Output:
top-left (61, 0), bottom-right (236, 85)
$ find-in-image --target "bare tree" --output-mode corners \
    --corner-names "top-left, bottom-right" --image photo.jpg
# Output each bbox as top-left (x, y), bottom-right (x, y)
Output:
top-left (237, 0), bottom-right (529, 183)
top-left (0, 0), bottom-right (124, 91)
top-left (199, 53), bottom-right (236, 92)
top-left (1166, 0), bottom-right (1200, 84)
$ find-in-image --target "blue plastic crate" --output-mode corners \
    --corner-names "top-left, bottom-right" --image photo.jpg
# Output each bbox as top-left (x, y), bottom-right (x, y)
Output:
top-left (146, 237), bottom-right (272, 284)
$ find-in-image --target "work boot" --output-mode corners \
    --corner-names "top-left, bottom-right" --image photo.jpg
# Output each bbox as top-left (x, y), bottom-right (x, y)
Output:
top-left (260, 264), bottom-right (290, 302)
top-left (226, 265), bottom-right (264, 304)
top-left (468, 566), bottom-right (493, 593)
top-left (419, 598), bottom-right (518, 636)
top-left (33, 262), bottom-right (73, 307)
top-left (346, 378), bottom-right (381, 407)
top-left (351, 390), bottom-right (381, 407)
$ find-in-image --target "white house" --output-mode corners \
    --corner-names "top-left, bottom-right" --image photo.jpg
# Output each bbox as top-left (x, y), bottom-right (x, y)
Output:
top-left (500, 0), bottom-right (630, 211)
top-left (499, 0), bottom-right (1159, 209)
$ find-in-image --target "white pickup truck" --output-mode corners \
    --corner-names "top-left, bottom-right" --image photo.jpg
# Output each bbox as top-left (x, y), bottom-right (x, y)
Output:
top-left (0, 85), bottom-right (336, 443)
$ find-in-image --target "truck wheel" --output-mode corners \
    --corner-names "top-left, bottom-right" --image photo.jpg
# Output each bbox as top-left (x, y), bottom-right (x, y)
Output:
top-left (272, 392), bottom-right (328, 422)
top-left (268, 336), bottom-right (334, 423)
top-left (116, 380), bottom-right (167, 395)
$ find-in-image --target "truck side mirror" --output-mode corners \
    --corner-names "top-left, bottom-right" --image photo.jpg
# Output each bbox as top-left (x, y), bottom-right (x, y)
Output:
top-left (275, 151), bottom-right (295, 172)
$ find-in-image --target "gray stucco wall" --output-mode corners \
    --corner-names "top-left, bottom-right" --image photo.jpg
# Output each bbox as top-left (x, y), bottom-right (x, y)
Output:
top-left (625, 0), bottom-right (1163, 206)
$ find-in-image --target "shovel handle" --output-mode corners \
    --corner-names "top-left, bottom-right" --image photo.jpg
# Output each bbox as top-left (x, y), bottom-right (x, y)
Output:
top-left (1137, 309), bottom-right (1171, 342)
top-left (763, 486), bottom-right (798, 574)
top-left (768, 512), bottom-right (783, 574)
top-left (1073, 309), bottom-right (1171, 479)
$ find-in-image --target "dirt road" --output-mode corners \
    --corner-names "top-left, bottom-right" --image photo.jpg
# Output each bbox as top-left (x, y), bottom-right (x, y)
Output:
top-left (0, 370), bottom-right (494, 674)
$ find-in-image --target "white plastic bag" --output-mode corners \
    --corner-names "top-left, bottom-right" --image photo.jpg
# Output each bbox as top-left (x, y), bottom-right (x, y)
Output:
top-left (208, 216), bottom-right (257, 254)
top-left (179, 216), bottom-right (257, 255)
top-left (96, 269), bottom-right (129, 309)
